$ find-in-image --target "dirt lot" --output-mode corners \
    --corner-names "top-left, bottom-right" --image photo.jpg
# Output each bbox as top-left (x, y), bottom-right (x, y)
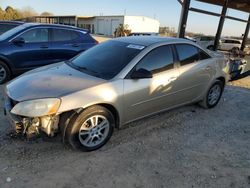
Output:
top-left (0, 76), bottom-right (250, 188)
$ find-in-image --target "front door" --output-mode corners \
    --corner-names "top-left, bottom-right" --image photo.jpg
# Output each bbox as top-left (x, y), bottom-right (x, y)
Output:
top-left (123, 45), bottom-right (180, 123)
top-left (9, 28), bottom-right (51, 69)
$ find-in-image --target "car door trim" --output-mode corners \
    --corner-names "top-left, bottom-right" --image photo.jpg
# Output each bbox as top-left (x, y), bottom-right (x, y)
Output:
top-left (131, 82), bottom-right (203, 107)
top-left (9, 26), bottom-right (86, 43)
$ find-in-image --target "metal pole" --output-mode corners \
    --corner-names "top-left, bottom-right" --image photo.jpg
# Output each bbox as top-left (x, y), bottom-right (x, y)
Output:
top-left (75, 17), bottom-right (78, 27)
top-left (241, 14), bottom-right (250, 51)
top-left (177, 0), bottom-right (191, 38)
top-left (213, 0), bottom-right (228, 51)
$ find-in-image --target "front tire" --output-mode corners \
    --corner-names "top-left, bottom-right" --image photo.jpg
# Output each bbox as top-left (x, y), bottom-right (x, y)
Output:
top-left (64, 105), bottom-right (115, 151)
top-left (199, 80), bottom-right (224, 109)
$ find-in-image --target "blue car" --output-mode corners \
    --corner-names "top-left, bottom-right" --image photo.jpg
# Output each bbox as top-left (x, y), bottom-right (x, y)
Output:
top-left (0, 21), bottom-right (24, 35)
top-left (0, 23), bottom-right (98, 84)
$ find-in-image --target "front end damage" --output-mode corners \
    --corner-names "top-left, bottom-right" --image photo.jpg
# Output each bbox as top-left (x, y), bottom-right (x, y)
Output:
top-left (4, 95), bottom-right (60, 138)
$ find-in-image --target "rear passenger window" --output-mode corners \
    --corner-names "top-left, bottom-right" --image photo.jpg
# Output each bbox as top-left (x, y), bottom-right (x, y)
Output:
top-left (52, 29), bottom-right (79, 42)
top-left (135, 45), bottom-right (174, 74)
top-left (176, 44), bottom-right (200, 66)
top-left (176, 44), bottom-right (211, 65)
top-left (199, 50), bottom-right (210, 60)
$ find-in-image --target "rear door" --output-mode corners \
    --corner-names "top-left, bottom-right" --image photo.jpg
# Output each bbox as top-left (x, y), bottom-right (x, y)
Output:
top-left (173, 44), bottom-right (213, 103)
top-left (49, 28), bottom-right (84, 63)
top-left (9, 27), bottom-right (52, 69)
top-left (50, 28), bottom-right (96, 63)
top-left (123, 45), bottom-right (180, 122)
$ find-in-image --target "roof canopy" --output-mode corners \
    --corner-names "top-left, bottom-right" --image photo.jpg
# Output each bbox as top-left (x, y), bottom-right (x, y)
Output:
top-left (197, 0), bottom-right (250, 13)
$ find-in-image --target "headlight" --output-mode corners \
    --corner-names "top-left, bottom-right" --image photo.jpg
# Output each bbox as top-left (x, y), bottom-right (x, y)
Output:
top-left (11, 98), bottom-right (61, 117)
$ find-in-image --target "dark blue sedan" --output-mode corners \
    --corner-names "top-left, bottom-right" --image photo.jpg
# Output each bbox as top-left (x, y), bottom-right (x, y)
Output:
top-left (0, 21), bottom-right (24, 35)
top-left (0, 23), bottom-right (98, 84)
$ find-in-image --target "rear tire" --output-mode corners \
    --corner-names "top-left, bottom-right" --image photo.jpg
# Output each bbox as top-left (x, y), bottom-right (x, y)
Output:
top-left (0, 61), bottom-right (11, 84)
top-left (199, 80), bottom-right (224, 109)
top-left (63, 105), bottom-right (115, 152)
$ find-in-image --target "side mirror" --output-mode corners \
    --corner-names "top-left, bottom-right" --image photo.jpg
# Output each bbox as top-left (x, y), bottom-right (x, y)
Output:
top-left (12, 37), bottom-right (25, 45)
top-left (130, 68), bottom-right (152, 79)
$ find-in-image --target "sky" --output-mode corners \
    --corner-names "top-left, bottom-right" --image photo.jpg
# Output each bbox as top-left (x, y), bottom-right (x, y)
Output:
top-left (0, 0), bottom-right (249, 37)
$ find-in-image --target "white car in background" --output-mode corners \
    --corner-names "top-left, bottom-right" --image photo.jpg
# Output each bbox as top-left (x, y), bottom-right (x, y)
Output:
top-left (193, 36), bottom-right (216, 50)
top-left (219, 38), bottom-right (242, 51)
top-left (219, 38), bottom-right (250, 54)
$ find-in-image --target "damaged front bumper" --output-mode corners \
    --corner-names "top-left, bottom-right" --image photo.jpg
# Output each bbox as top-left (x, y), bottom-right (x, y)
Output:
top-left (4, 96), bottom-right (60, 138)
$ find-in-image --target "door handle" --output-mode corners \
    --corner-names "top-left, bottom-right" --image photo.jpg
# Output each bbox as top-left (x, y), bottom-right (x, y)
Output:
top-left (72, 44), bottom-right (80, 47)
top-left (40, 45), bottom-right (48, 49)
top-left (203, 66), bottom-right (211, 71)
top-left (168, 77), bottom-right (177, 82)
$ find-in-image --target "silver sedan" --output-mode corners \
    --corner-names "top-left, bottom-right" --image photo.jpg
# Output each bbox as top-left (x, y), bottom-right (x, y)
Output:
top-left (4, 37), bottom-right (230, 151)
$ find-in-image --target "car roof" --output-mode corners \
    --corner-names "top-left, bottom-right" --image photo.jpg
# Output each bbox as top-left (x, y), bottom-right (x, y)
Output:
top-left (112, 36), bottom-right (192, 46)
top-left (0, 21), bottom-right (24, 25)
top-left (20, 23), bottom-right (89, 32)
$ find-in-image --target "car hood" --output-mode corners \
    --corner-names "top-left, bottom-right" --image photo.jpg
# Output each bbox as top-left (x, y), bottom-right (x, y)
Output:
top-left (6, 62), bottom-right (106, 101)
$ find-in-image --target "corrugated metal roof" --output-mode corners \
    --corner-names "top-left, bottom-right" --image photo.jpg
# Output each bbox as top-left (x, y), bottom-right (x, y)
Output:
top-left (196, 0), bottom-right (250, 13)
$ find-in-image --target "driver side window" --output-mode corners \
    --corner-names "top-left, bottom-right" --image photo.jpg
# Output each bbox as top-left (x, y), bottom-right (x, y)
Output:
top-left (19, 28), bottom-right (49, 43)
top-left (135, 45), bottom-right (174, 75)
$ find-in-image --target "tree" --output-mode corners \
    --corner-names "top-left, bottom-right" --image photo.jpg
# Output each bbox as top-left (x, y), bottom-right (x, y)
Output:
top-left (0, 5), bottom-right (38, 20)
top-left (0, 7), bottom-right (4, 20)
top-left (4, 6), bottom-right (21, 20)
top-left (114, 24), bottom-right (131, 37)
top-left (41, 12), bottom-right (53, 16)
top-left (18, 6), bottom-right (37, 18)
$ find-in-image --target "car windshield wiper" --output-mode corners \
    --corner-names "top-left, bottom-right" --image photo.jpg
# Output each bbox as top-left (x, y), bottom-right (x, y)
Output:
top-left (65, 60), bottom-right (101, 78)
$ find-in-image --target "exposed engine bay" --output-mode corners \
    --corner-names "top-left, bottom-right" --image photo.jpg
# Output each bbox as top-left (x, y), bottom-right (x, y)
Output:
top-left (15, 115), bottom-right (60, 138)
top-left (4, 102), bottom-right (60, 139)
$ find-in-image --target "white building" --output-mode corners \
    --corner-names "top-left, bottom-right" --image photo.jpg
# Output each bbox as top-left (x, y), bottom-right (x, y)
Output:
top-left (34, 15), bottom-right (160, 36)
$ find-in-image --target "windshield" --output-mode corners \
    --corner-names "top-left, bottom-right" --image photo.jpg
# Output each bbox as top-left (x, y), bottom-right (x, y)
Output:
top-left (69, 40), bottom-right (144, 80)
top-left (0, 24), bottom-right (31, 41)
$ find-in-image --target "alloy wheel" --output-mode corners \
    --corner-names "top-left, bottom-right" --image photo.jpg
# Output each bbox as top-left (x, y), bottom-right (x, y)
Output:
top-left (208, 84), bottom-right (221, 106)
top-left (78, 115), bottom-right (110, 147)
top-left (0, 65), bottom-right (6, 83)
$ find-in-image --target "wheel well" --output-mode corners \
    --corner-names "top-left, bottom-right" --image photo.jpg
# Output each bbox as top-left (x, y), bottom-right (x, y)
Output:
top-left (216, 77), bottom-right (226, 87)
top-left (59, 103), bottom-right (120, 137)
top-left (0, 58), bottom-right (12, 74)
top-left (98, 103), bottom-right (120, 129)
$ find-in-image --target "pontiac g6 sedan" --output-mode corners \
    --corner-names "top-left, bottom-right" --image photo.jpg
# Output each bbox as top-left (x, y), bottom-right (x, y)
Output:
top-left (4, 37), bottom-right (229, 151)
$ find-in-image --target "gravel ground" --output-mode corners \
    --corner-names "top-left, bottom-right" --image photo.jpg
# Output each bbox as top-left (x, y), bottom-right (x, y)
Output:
top-left (0, 78), bottom-right (250, 188)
